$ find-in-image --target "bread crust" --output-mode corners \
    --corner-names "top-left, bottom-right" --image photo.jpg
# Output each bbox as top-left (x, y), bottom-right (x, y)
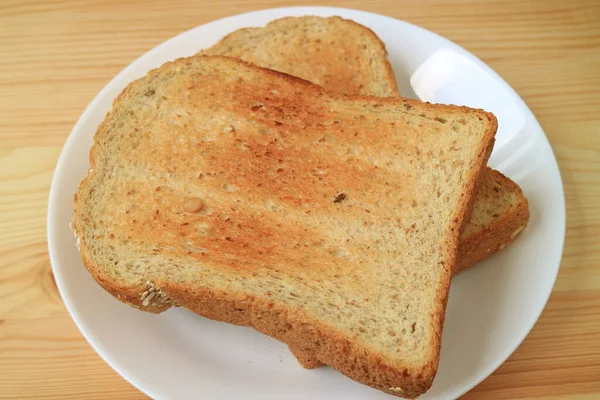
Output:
top-left (456, 168), bottom-right (530, 272)
top-left (73, 55), bottom-right (497, 398)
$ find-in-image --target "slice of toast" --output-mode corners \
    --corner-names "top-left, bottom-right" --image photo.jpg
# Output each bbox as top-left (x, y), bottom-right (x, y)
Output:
top-left (201, 16), bottom-right (398, 97)
top-left (73, 55), bottom-right (497, 398)
top-left (203, 16), bottom-right (530, 275)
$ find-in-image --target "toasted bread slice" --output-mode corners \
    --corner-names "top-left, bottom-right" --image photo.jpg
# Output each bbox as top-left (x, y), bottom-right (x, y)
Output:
top-left (203, 16), bottom-right (529, 275)
top-left (201, 16), bottom-right (397, 97)
top-left (73, 56), bottom-right (496, 398)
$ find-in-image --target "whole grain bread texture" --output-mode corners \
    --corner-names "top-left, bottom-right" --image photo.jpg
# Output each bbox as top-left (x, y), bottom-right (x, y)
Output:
top-left (201, 16), bottom-right (397, 97)
top-left (203, 16), bottom-right (529, 274)
top-left (73, 55), bottom-right (497, 398)
top-left (457, 168), bottom-right (529, 272)
top-left (292, 171), bottom-right (529, 369)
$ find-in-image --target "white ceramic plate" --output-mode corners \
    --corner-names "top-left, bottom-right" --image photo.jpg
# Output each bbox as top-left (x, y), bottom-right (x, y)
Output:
top-left (48, 6), bottom-right (565, 400)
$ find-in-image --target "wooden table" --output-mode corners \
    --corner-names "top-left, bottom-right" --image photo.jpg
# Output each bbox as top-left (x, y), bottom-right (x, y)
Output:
top-left (1, 0), bottom-right (599, 398)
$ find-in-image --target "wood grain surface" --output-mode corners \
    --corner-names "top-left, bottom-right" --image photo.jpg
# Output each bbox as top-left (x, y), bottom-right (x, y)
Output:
top-left (1, 0), bottom-right (599, 398)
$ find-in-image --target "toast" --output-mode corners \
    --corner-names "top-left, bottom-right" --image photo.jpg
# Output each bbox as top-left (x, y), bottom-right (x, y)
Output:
top-left (203, 16), bottom-right (530, 275)
top-left (73, 55), bottom-right (497, 398)
top-left (201, 16), bottom-right (397, 97)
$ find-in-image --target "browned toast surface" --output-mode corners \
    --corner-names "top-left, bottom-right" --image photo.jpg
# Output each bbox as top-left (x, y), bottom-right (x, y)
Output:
top-left (204, 16), bottom-right (530, 276)
top-left (202, 16), bottom-right (397, 97)
top-left (73, 55), bottom-right (497, 398)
